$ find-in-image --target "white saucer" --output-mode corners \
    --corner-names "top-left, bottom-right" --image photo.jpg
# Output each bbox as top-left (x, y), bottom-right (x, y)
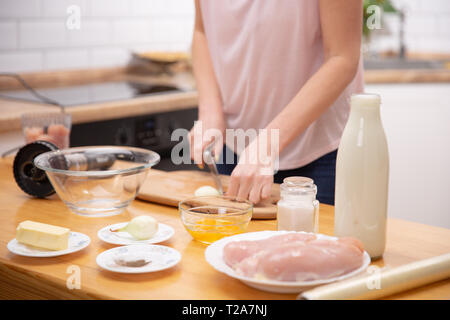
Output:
top-left (96, 244), bottom-right (181, 274)
top-left (7, 232), bottom-right (90, 257)
top-left (97, 222), bottom-right (174, 246)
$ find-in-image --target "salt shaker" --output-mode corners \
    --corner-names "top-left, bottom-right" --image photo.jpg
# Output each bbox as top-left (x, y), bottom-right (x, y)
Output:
top-left (277, 177), bottom-right (319, 233)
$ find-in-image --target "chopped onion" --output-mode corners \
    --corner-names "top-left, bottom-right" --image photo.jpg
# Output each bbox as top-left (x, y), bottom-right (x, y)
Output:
top-left (120, 216), bottom-right (158, 240)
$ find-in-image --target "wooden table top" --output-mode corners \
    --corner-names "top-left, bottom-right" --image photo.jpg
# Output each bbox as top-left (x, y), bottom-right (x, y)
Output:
top-left (0, 158), bottom-right (449, 300)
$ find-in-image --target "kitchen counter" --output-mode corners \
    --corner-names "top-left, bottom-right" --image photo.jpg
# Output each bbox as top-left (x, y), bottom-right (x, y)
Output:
top-left (2, 66), bottom-right (450, 135)
top-left (0, 69), bottom-right (198, 154)
top-left (0, 91), bottom-right (198, 133)
top-left (0, 69), bottom-right (198, 134)
top-left (364, 68), bottom-right (450, 84)
top-left (0, 157), bottom-right (449, 300)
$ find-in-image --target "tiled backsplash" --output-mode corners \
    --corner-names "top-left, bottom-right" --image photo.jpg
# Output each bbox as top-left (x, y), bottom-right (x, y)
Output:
top-left (0, 0), bottom-right (449, 74)
top-left (369, 0), bottom-right (450, 55)
top-left (0, 0), bottom-right (194, 73)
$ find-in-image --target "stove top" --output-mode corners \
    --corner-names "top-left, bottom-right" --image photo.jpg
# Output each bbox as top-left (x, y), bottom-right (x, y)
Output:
top-left (0, 81), bottom-right (185, 107)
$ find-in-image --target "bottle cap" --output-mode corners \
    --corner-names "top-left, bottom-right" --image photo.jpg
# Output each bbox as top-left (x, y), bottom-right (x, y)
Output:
top-left (13, 140), bottom-right (58, 198)
top-left (351, 93), bottom-right (381, 108)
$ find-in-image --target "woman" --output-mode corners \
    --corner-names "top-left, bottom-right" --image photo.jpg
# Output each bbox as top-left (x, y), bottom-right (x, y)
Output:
top-left (189, 0), bottom-right (364, 205)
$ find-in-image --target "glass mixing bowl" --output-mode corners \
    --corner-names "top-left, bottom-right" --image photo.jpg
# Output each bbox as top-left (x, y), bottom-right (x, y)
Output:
top-left (34, 146), bottom-right (160, 217)
top-left (179, 196), bottom-right (253, 244)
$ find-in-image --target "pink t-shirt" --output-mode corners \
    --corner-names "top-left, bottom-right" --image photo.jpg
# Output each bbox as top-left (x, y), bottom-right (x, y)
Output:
top-left (199, 0), bottom-right (364, 170)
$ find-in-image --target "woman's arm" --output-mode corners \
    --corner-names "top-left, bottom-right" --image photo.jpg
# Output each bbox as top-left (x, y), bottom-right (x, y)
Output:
top-left (227, 0), bottom-right (363, 203)
top-left (189, 0), bottom-right (226, 165)
top-left (265, 0), bottom-right (363, 153)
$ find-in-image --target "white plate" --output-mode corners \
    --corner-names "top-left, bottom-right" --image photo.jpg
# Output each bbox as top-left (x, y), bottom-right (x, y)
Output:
top-left (205, 231), bottom-right (371, 294)
top-left (96, 244), bottom-right (181, 274)
top-left (97, 222), bottom-right (174, 246)
top-left (7, 232), bottom-right (90, 257)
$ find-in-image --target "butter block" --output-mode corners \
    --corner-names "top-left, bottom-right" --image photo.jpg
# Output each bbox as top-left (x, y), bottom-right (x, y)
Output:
top-left (16, 220), bottom-right (70, 251)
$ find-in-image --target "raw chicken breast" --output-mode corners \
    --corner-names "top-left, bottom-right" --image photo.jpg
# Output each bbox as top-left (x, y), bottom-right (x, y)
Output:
top-left (223, 233), bottom-right (316, 267)
top-left (233, 237), bottom-right (364, 281)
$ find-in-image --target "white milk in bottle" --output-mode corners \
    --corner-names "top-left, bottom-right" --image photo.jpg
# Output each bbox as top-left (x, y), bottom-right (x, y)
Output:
top-left (334, 94), bottom-right (389, 259)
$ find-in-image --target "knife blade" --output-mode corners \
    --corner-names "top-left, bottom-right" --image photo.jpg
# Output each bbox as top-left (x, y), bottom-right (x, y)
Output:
top-left (203, 142), bottom-right (224, 195)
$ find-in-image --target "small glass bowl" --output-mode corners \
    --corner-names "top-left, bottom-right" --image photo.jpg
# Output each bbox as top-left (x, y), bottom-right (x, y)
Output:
top-left (179, 196), bottom-right (253, 244)
top-left (22, 112), bottom-right (72, 149)
top-left (34, 146), bottom-right (160, 217)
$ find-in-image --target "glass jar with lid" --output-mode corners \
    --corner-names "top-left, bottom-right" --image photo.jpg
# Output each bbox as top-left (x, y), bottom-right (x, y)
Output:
top-left (277, 176), bottom-right (319, 233)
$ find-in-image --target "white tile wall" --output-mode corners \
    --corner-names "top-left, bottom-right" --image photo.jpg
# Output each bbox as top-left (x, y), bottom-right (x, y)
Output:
top-left (42, 0), bottom-right (90, 18)
top-left (369, 0), bottom-right (450, 54)
top-left (0, 0), bottom-right (41, 18)
top-left (19, 21), bottom-right (67, 49)
top-left (0, 0), bottom-right (194, 73)
top-left (90, 0), bottom-right (130, 17)
top-left (44, 49), bottom-right (89, 70)
top-left (67, 20), bottom-right (111, 47)
top-left (0, 0), bottom-right (448, 73)
top-left (0, 51), bottom-right (43, 73)
top-left (90, 47), bottom-right (131, 68)
top-left (112, 20), bottom-right (151, 44)
top-left (0, 22), bottom-right (17, 50)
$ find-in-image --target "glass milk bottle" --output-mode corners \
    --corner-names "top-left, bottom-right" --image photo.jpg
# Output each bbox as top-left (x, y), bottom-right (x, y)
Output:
top-left (277, 177), bottom-right (319, 233)
top-left (334, 93), bottom-right (389, 259)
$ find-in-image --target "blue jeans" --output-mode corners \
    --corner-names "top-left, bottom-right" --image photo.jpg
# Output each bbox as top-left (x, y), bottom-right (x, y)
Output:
top-left (216, 147), bottom-right (337, 205)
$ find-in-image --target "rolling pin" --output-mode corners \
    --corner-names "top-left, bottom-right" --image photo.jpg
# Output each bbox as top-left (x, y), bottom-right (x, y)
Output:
top-left (298, 252), bottom-right (450, 300)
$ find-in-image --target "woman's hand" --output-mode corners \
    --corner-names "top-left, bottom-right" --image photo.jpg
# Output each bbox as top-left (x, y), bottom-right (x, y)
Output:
top-left (226, 139), bottom-right (274, 204)
top-left (188, 112), bottom-right (226, 168)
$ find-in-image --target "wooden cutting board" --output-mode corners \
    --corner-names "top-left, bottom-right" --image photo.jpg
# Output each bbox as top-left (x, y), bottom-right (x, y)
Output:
top-left (137, 169), bottom-right (279, 219)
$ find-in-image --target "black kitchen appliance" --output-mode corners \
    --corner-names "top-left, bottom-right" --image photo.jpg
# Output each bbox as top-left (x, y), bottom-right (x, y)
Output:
top-left (1, 77), bottom-right (200, 171)
top-left (70, 108), bottom-right (199, 171)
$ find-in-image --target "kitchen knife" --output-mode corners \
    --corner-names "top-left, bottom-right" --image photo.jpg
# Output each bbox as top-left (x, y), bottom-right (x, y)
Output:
top-left (203, 142), bottom-right (224, 195)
